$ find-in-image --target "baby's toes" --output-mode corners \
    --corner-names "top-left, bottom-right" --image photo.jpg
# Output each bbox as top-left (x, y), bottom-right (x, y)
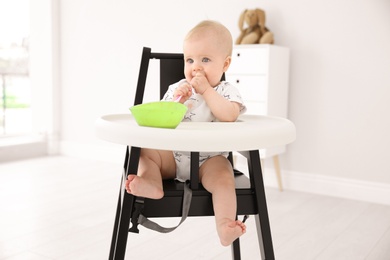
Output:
top-left (236, 221), bottom-right (246, 232)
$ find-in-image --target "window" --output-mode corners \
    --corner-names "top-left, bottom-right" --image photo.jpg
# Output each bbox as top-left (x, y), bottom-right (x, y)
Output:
top-left (0, 0), bottom-right (31, 136)
top-left (0, 0), bottom-right (58, 161)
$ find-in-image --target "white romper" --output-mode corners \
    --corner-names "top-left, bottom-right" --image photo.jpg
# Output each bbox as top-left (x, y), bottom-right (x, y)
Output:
top-left (162, 80), bottom-right (247, 182)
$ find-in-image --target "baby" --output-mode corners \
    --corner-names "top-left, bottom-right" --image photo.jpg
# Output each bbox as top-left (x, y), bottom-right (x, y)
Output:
top-left (126, 20), bottom-right (247, 246)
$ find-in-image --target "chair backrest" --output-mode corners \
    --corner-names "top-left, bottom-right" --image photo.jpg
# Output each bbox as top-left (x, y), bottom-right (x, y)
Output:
top-left (159, 56), bottom-right (185, 99)
top-left (134, 47), bottom-right (225, 105)
top-left (133, 47), bottom-right (184, 106)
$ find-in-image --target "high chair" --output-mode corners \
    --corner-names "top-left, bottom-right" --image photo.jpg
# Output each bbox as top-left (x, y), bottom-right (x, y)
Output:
top-left (97, 47), bottom-right (296, 260)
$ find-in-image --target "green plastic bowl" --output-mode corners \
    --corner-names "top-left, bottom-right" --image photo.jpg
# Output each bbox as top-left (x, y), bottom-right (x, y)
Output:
top-left (130, 101), bottom-right (188, 129)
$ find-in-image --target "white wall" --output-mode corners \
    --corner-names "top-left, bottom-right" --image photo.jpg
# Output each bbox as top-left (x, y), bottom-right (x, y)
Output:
top-left (30, 0), bottom-right (61, 155)
top-left (58, 1), bottom-right (390, 192)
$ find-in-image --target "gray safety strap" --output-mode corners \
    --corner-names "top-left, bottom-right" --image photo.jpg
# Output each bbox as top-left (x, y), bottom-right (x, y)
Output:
top-left (137, 182), bottom-right (192, 233)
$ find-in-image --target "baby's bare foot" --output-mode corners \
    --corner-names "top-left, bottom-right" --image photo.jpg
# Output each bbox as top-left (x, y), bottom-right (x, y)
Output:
top-left (125, 175), bottom-right (163, 199)
top-left (217, 218), bottom-right (246, 246)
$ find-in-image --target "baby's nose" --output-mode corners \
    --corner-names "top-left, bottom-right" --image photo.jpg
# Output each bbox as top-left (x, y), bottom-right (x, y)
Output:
top-left (193, 70), bottom-right (205, 77)
top-left (193, 64), bottom-right (202, 70)
top-left (193, 65), bottom-right (203, 73)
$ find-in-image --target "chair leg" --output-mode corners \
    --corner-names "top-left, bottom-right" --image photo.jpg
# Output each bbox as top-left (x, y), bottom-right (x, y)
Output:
top-left (248, 150), bottom-right (275, 260)
top-left (113, 194), bottom-right (136, 259)
top-left (254, 214), bottom-right (267, 260)
top-left (231, 238), bottom-right (241, 260)
top-left (109, 146), bottom-right (141, 260)
top-left (272, 155), bottom-right (283, 191)
top-left (109, 177), bottom-right (125, 259)
top-left (109, 148), bottom-right (129, 259)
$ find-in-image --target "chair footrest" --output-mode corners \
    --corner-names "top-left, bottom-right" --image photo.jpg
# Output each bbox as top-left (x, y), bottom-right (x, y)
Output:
top-left (142, 172), bottom-right (257, 218)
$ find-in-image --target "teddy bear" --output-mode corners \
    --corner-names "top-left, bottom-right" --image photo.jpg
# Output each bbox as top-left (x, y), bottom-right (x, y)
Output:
top-left (235, 8), bottom-right (274, 45)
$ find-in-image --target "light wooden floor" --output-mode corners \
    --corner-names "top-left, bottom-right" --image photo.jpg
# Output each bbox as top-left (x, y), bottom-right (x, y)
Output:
top-left (1, 156), bottom-right (390, 260)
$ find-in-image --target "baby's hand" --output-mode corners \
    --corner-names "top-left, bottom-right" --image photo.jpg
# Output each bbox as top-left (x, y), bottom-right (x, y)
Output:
top-left (191, 72), bottom-right (211, 95)
top-left (174, 81), bottom-right (192, 103)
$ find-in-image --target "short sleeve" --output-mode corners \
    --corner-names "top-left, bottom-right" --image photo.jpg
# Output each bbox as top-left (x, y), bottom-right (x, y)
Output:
top-left (161, 79), bottom-right (187, 101)
top-left (215, 81), bottom-right (247, 114)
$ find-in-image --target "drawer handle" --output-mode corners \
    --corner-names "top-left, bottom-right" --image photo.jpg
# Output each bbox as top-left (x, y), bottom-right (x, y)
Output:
top-left (236, 53), bottom-right (241, 57)
top-left (236, 79), bottom-right (240, 84)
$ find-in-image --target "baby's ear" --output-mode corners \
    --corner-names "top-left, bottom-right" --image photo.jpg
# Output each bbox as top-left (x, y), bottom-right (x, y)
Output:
top-left (223, 56), bottom-right (232, 72)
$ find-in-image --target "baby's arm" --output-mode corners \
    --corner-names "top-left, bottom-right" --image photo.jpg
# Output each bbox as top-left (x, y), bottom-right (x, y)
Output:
top-left (191, 72), bottom-right (240, 122)
top-left (202, 87), bottom-right (241, 122)
top-left (173, 81), bottom-right (192, 104)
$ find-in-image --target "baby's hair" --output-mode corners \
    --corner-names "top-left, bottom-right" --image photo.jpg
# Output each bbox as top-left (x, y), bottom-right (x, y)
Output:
top-left (185, 20), bottom-right (233, 56)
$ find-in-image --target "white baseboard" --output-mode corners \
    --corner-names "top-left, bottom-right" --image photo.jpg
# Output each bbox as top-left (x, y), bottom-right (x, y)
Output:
top-left (0, 135), bottom-right (47, 162)
top-left (261, 167), bottom-right (390, 206)
top-left (60, 141), bottom-right (390, 206)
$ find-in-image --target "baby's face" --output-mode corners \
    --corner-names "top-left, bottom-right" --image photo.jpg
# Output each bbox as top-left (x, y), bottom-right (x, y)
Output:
top-left (183, 33), bottom-right (231, 88)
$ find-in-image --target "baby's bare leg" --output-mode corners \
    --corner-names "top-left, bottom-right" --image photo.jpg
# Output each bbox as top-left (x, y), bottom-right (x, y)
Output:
top-left (200, 156), bottom-right (246, 246)
top-left (125, 148), bottom-right (176, 199)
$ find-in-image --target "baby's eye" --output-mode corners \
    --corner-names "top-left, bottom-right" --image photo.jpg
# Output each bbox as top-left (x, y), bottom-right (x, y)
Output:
top-left (202, 57), bottom-right (210, 62)
top-left (186, 58), bottom-right (194, 64)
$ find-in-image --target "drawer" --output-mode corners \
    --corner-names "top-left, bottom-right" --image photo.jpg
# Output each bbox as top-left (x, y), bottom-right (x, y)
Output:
top-left (244, 101), bottom-right (267, 115)
top-left (229, 48), bottom-right (268, 74)
top-left (225, 75), bottom-right (268, 102)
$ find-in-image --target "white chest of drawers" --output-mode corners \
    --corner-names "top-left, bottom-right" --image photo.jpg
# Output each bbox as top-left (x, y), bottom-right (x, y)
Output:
top-left (226, 44), bottom-right (290, 190)
top-left (226, 44), bottom-right (290, 157)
